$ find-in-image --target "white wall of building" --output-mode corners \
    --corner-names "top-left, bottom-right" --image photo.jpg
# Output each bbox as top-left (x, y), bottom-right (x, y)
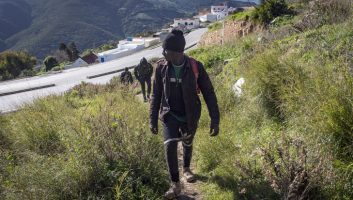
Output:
top-left (98, 44), bottom-right (145, 63)
top-left (118, 38), bottom-right (160, 48)
top-left (211, 5), bottom-right (228, 14)
top-left (97, 36), bottom-right (161, 63)
top-left (211, 5), bottom-right (229, 20)
top-left (200, 14), bottom-right (218, 22)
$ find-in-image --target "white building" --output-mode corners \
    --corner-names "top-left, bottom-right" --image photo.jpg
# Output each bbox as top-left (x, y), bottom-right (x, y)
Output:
top-left (199, 14), bottom-right (218, 23)
top-left (118, 37), bottom-right (160, 48)
top-left (171, 18), bottom-right (200, 30)
top-left (211, 3), bottom-right (229, 20)
top-left (97, 37), bottom-right (159, 63)
top-left (98, 44), bottom-right (144, 63)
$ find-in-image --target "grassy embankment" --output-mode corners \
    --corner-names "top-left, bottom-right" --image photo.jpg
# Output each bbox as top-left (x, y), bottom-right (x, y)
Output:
top-left (0, 80), bottom-right (168, 199)
top-left (188, 1), bottom-right (353, 199)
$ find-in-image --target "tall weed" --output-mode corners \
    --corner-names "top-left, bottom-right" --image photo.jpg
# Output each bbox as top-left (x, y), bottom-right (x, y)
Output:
top-left (1, 82), bottom-right (167, 199)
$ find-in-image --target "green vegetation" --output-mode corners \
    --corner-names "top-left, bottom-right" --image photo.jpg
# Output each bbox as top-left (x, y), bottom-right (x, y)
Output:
top-left (208, 22), bottom-right (223, 32)
top-left (43, 56), bottom-right (59, 72)
top-left (57, 42), bottom-right (80, 62)
top-left (228, 9), bottom-right (253, 21)
top-left (80, 42), bottom-right (118, 58)
top-left (0, 51), bottom-right (36, 81)
top-left (252, 0), bottom-right (293, 25)
top-left (314, 0), bottom-right (352, 25)
top-left (68, 42), bottom-right (80, 61)
top-left (0, 81), bottom-right (167, 199)
top-left (188, 2), bottom-right (353, 198)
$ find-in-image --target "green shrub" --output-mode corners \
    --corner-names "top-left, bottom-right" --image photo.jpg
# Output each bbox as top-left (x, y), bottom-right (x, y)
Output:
top-left (189, 12), bottom-right (353, 199)
top-left (228, 9), bottom-right (253, 21)
top-left (0, 51), bottom-right (37, 80)
top-left (51, 65), bottom-right (64, 71)
top-left (19, 69), bottom-right (36, 77)
top-left (9, 99), bottom-right (66, 155)
top-left (208, 22), bottom-right (222, 31)
top-left (43, 56), bottom-right (59, 71)
top-left (245, 48), bottom-right (309, 120)
top-left (1, 82), bottom-right (167, 199)
top-left (324, 74), bottom-right (353, 161)
top-left (293, 0), bottom-right (352, 31)
top-left (68, 42), bottom-right (80, 61)
top-left (97, 43), bottom-right (116, 53)
top-left (252, 0), bottom-right (292, 25)
top-left (257, 134), bottom-right (328, 199)
top-left (188, 41), bottom-right (247, 69)
top-left (314, 0), bottom-right (352, 25)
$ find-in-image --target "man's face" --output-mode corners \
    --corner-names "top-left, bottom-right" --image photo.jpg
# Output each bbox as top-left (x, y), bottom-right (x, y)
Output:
top-left (162, 49), bottom-right (174, 62)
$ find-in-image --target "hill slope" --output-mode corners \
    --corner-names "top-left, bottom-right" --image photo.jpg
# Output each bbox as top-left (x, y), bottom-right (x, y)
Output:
top-left (0, 0), bottom-right (233, 58)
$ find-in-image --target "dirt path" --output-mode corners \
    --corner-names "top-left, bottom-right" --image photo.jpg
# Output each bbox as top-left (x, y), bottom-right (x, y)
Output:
top-left (177, 143), bottom-right (203, 200)
top-left (136, 92), bottom-right (204, 199)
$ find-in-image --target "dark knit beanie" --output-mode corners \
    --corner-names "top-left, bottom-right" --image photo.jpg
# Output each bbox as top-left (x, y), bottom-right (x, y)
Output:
top-left (163, 29), bottom-right (186, 53)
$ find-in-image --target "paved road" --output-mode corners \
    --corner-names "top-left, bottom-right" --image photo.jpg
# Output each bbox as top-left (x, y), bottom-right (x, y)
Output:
top-left (0, 28), bottom-right (207, 113)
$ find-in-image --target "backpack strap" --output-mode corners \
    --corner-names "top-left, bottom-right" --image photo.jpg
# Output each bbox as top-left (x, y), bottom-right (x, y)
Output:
top-left (189, 57), bottom-right (201, 95)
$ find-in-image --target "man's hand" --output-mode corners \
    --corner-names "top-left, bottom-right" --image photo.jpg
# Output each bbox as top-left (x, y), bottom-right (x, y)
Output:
top-left (210, 124), bottom-right (219, 137)
top-left (150, 126), bottom-right (158, 135)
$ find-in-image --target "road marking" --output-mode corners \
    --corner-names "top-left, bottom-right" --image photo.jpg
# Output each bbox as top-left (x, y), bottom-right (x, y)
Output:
top-left (87, 65), bottom-right (136, 79)
top-left (0, 84), bottom-right (56, 97)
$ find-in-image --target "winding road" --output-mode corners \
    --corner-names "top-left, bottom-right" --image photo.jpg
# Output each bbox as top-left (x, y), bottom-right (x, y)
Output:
top-left (0, 28), bottom-right (207, 113)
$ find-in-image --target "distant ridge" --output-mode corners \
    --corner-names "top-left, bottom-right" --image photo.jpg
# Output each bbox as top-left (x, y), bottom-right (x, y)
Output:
top-left (0, 0), bottom-right (254, 58)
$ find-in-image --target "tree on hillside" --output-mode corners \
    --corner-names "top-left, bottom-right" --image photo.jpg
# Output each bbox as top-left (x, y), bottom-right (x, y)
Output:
top-left (58, 43), bottom-right (73, 62)
top-left (0, 51), bottom-right (36, 81)
top-left (43, 56), bottom-right (58, 71)
top-left (252, 0), bottom-right (292, 25)
top-left (68, 42), bottom-right (80, 61)
top-left (59, 43), bottom-right (67, 51)
top-left (54, 50), bottom-right (70, 64)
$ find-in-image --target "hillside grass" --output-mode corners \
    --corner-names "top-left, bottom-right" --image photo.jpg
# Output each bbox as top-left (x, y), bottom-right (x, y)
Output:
top-left (228, 9), bottom-right (253, 21)
top-left (0, 80), bottom-right (168, 199)
top-left (207, 22), bottom-right (223, 32)
top-left (188, 13), bottom-right (353, 200)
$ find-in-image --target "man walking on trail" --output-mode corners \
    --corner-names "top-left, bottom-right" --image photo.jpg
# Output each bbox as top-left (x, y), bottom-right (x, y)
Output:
top-left (120, 67), bottom-right (133, 85)
top-left (149, 29), bottom-right (220, 199)
top-left (134, 57), bottom-right (153, 102)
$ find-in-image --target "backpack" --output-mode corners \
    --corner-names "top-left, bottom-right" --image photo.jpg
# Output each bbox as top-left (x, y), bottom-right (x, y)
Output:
top-left (189, 57), bottom-right (201, 95)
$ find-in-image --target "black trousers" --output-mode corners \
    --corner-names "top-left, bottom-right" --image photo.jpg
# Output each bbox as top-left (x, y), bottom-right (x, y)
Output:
top-left (139, 77), bottom-right (151, 100)
top-left (162, 114), bottom-right (196, 182)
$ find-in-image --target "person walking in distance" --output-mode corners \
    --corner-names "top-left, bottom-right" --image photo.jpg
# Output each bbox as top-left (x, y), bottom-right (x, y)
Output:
top-left (120, 67), bottom-right (133, 85)
top-left (134, 57), bottom-right (153, 102)
top-left (149, 29), bottom-right (220, 199)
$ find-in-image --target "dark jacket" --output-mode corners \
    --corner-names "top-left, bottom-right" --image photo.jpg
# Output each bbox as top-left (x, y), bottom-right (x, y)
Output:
top-left (150, 56), bottom-right (220, 132)
top-left (120, 71), bottom-right (133, 84)
top-left (134, 62), bottom-right (153, 80)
